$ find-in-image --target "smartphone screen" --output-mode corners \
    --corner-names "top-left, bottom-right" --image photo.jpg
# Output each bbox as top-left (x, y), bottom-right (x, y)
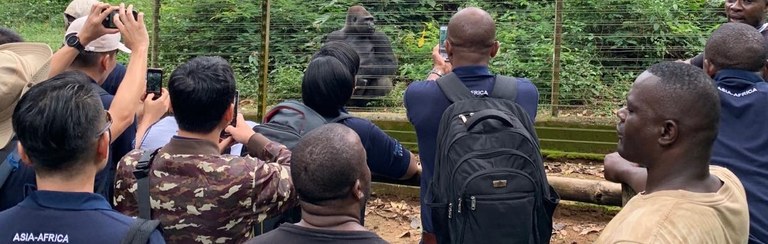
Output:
top-left (439, 25), bottom-right (449, 61)
top-left (146, 68), bottom-right (163, 99)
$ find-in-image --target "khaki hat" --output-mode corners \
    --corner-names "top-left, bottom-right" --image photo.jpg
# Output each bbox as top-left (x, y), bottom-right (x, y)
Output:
top-left (0, 42), bottom-right (53, 148)
top-left (66, 16), bottom-right (131, 53)
top-left (64, 0), bottom-right (100, 19)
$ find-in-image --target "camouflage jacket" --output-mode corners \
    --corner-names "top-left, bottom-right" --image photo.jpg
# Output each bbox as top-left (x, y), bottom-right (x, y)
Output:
top-left (114, 136), bottom-right (296, 243)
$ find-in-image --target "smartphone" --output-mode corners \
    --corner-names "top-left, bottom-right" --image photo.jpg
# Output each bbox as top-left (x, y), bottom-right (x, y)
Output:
top-left (220, 91), bottom-right (239, 139)
top-left (439, 25), bottom-right (449, 61)
top-left (103, 10), bottom-right (139, 29)
top-left (146, 68), bottom-right (163, 99)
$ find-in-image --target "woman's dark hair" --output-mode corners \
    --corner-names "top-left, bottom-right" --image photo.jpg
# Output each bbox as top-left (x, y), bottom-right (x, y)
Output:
top-left (311, 41), bottom-right (360, 77)
top-left (302, 56), bottom-right (355, 118)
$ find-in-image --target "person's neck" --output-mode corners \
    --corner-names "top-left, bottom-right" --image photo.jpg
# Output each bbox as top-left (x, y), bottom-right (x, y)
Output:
top-left (177, 128), bottom-right (222, 145)
top-left (71, 68), bottom-right (103, 85)
top-left (36, 170), bottom-right (96, 193)
top-left (644, 152), bottom-right (720, 194)
top-left (296, 201), bottom-right (367, 232)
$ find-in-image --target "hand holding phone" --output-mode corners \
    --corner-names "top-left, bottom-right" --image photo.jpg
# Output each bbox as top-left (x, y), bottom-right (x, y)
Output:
top-left (146, 68), bottom-right (163, 100)
top-left (439, 25), bottom-right (449, 62)
top-left (103, 9), bottom-right (139, 29)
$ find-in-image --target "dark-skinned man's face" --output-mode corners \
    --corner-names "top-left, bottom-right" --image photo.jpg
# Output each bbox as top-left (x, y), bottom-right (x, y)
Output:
top-left (726, 0), bottom-right (768, 28)
top-left (616, 72), bottom-right (663, 166)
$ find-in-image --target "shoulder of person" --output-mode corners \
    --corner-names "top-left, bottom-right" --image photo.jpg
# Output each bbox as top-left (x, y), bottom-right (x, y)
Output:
top-left (405, 80), bottom-right (439, 97)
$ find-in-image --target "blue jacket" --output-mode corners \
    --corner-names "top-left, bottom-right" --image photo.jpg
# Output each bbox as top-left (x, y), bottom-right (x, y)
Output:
top-left (711, 69), bottom-right (768, 244)
top-left (404, 65), bottom-right (539, 233)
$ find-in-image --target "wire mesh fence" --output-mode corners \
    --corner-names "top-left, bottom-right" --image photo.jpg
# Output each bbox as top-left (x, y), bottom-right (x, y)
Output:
top-left (2, 0), bottom-right (725, 117)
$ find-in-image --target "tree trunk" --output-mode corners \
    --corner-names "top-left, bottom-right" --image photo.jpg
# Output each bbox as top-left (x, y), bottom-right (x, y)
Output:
top-left (548, 176), bottom-right (622, 206)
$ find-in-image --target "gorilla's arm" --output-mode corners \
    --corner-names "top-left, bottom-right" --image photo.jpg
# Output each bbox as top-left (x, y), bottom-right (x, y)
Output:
top-left (367, 31), bottom-right (398, 76)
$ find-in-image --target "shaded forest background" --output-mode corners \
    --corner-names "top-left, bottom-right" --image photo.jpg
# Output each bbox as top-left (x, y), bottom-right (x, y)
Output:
top-left (1, 0), bottom-right (723, 113)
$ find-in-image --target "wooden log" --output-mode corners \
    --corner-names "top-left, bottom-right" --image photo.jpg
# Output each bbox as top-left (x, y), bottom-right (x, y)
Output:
top-left (548, 176), bottom-right (622, 206)
top-left (371, 176), bottom-right (623, 207)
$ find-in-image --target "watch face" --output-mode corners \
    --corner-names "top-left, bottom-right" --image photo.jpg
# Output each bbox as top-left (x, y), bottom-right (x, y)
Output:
top-left (65, 33), bottom-right (79, 47)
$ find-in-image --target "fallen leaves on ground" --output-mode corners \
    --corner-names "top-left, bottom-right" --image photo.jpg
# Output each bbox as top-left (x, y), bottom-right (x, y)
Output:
top-left (545, 161), bottom-right (604, 180)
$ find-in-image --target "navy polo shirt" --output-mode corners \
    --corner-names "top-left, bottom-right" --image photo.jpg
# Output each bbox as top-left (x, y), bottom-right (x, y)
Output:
top-left (404, 65), bottom-right (539, 233)
top-left (0, 141), bottom-right (36, 212)
top-left (0, 191), bottom-right (164, 243)
top-left (101, 63), bottom-right (127, 95)
top-left (90, 82), bottom-right (137, 205)
top-left (338, 115), bottom-right (411, 179)
top-left (711, 69), bottom-right (768, 244)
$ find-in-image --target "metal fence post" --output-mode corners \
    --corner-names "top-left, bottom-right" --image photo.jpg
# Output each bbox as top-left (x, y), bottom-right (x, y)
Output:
top-left (551, 0), bottom-right (563, 117)
top-left (151, 0), bottom-right (160, 68)
top-left (257, 0), bottom-right (271, 121)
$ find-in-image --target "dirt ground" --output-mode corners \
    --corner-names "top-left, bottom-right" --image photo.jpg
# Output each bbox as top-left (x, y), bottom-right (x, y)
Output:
top-left (364, 159), bottom-right (616, 244)
top-left (364, 193), bottom-right (616, 244)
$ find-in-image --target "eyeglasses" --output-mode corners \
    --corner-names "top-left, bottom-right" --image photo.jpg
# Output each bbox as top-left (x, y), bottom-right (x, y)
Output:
top-left (97, 111), bottom-right (113, 139)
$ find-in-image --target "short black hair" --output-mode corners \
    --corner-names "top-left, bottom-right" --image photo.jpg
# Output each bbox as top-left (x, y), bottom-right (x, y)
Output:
top-left (71, 50), bottom-right (117, 69)
top-left (646, 62), bottom-right (720, 146)
top-left (12, 71), bottom-right (106, 176)
top-left (0, 27), bottom-right (23, 45)
top-left (291, 123), bottom-right (366, 205)
top-left (169, 56), bottom-right (236, 133)
top-left (312, 41), bottom-right (360, 76)
top-left (302, 56), bottom-right (354, 118)
top-left (705, 23), bottom-right (768, 72)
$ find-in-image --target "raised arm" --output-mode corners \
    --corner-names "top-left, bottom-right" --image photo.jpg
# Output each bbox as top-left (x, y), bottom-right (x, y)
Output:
top-left (107, 3), bottom-right (150, 143)
top-left (603, 152), bottom-right (648, 192)
top-left (48, 3), bottom-right (118, 78)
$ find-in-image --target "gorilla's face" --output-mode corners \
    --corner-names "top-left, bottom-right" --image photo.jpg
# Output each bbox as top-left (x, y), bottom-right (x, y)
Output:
top-left (353, 15), bottom-right (376, 33)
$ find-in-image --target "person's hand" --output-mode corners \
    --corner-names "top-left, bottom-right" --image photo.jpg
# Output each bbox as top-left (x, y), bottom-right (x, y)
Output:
top-left (431, 44), bottom-right (452, 74)
top-left (603, 152), bottom-right (640, 183)
top-left (113, 3), bottom-right (149, 51)
top-left (225, 113), bottom-right (256, 144)
top-left (77, 3), bottom-right (120, 45)
top-left (139, 88), bottom-right (170, 125)
top-left (218, 136), bottom-right (235, 153)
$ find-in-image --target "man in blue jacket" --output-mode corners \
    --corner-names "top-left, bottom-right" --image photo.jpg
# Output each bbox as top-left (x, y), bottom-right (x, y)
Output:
top-left (605, 23), bottom-right (768, 244)
top-left (403, 7), bottom-right (539, 243)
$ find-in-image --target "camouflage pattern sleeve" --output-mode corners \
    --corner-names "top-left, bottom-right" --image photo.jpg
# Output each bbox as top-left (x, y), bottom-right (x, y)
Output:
top-left (247, 140), bottom-right (297, 223)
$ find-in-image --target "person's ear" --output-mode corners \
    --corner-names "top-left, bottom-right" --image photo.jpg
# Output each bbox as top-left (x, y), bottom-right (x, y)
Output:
top-left (223, 103), bottom-right (234, 126)
top-left (353, 179), bottom-right (364, 200)
top-left (658, 120), bottom-right (678, 147)
top-left (446, 40), bottom-right (453, 57)
top-left (490, 41), bottom-right (500, 58)
top-left (95, 131), bottom-right (110, 168)
top-left (703, 59), bottom-right (718, 77)
top-left (16, 142), bottom-right (33, 167)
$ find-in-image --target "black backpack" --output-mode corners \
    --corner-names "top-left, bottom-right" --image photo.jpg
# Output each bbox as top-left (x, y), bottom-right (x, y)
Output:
top-left (427, 73), bottom-right (559, 244)
top-left (246, 100), bottom-right (351, 235)
top-left (251, 100), bottom-right (351, 150)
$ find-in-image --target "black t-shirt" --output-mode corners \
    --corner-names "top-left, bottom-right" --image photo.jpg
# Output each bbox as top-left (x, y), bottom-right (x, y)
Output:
top-left (246, 224), bottom-right (389, 244)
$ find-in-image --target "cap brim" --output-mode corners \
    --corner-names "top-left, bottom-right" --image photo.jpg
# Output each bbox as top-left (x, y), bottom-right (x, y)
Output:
top-left (0, 110), bottom-right (13, 149)
top-left (117, 43), bottom-right (131, 54)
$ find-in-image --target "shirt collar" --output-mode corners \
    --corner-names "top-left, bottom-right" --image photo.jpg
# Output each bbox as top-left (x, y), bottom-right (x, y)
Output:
top-left (20, 190), bottom-right (112, 211)
top-left (714, 69), bottom-right (764, 84)
top-left (165, 136), bottom-right (221, 155)
top-left (452, 65), bottom-right (491, 76)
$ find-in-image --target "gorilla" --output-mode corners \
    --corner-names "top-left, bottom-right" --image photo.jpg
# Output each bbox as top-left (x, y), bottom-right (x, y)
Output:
top-left (326, 5), bottom-right (398, 106)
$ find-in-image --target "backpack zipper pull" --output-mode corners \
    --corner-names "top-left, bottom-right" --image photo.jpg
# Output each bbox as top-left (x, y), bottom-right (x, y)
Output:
top-left (457, 197), bottom-right (462, 214)
top-left (471, 196), bottom-right (476, 211)
top-left (448, 203), bottom-right (453, 219)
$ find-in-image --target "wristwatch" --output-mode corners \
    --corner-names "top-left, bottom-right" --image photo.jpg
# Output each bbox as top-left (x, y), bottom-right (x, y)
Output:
top-left (65, 33), bottom-right (85, 53)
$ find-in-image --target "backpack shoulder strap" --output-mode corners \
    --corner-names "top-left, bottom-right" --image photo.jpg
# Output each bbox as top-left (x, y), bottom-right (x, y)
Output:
top-left (132, 148), bottom-right (162, 220)
top-left (491, 75), bottom-right (519, 101)
top-left (121, 218), bottom-right (162, 244)
top-left (0, 141), bottom-right (18, 190)
top-left (436, 72), bottom-right (474, 103)
top-left (328, 112), bottom-right (353, 123)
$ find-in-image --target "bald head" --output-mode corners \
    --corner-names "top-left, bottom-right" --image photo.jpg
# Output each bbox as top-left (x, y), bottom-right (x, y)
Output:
top-left (292, 123), bottom-right (369, 206)
top-left (447, 7), bottom-right (496, 52)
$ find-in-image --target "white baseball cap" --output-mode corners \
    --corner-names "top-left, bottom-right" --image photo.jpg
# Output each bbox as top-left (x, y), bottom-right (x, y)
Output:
top-left (0, 42), bottom-right (52, 148)
top-left (64, 0), bottom-right (100, 19)
top-left (66, 16), bottom-right (131, 53)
